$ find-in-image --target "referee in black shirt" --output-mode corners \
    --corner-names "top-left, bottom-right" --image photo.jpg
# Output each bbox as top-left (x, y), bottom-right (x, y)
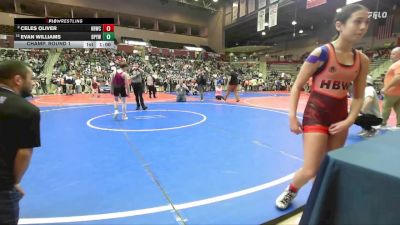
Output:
top-left (0, 60), bottom-right (41, 225)
top-left (131, 64), bottom-right (148, 110)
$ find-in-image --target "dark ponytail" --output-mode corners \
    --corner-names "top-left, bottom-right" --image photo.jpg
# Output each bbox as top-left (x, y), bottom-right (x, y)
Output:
top-left (332, 4), bottom-right (369, 40)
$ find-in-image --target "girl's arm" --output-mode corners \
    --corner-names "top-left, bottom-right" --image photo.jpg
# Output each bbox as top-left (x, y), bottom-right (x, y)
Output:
top-left (289, 47), bottom-right (326, 134)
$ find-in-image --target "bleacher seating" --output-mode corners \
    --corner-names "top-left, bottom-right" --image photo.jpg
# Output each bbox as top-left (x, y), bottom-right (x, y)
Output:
top-left (0, 25), bottom-right (13, 35)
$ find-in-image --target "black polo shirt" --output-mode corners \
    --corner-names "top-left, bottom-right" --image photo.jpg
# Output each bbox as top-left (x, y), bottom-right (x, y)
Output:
top-left (0, 86), bottom-right (41, 190)
top-left (229, 72), bottom-right (239, 85)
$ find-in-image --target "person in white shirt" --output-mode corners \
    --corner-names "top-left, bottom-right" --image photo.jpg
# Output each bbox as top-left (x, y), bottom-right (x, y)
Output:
top-left (176, 80), bottom-right (188, 102)
top-left (80, 77), bottom-right (86, 93)
top-left (354, 75), bottom-right (383, 137)
top-left (75, 76), bottom-right (82, 94)
top-left (85, 76), bottom-right (92, 94)
top-left (146, 72), bottom-right (157, 99)
top-left (56, 76), bottom-right (62, 95)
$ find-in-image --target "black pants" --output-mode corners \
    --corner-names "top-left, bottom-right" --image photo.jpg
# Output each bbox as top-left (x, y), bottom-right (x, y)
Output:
top-left (148, 85), bottom-right (156, 98)
top-left (132, 83), bottom-right (146, 108)
top-left (0, 188), bottom-right (22, 225)
top-left (355, 114), bottom-right (383, 131)
top-left (41, 84), bottom-right (47, 94)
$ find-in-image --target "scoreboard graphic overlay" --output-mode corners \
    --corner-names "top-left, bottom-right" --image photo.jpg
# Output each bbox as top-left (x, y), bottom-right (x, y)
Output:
top-left (14, 18), bottom-right (115, 49)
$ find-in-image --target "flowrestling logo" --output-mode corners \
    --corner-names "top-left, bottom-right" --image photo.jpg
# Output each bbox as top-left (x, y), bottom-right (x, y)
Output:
top-left (368, 11), bottom-right (388, 20)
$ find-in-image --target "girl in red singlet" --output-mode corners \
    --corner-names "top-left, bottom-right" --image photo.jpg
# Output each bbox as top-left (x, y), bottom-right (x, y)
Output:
top-left (275, 4), bottom-right (370, 210)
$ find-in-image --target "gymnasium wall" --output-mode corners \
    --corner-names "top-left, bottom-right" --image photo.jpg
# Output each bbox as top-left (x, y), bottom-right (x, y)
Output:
top-left (207, 7), bottom-right (225, 53)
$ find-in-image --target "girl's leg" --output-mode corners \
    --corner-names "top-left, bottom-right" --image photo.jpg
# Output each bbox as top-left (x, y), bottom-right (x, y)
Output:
top-left (276, 132), bottom-right (328, 210)
top-left (292, 132), bottom-right (329, 188)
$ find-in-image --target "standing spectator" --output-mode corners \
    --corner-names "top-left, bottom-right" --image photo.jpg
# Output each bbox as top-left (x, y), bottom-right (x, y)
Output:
top-left (65, 73), bottom-right (74, 95)
top-left (207, 77), bottom-right (212, 92)
top-left (163, 79), bottom-right (169, 93)
top-left (56, 76), bottom-right (62, 95)
top-left (381, 47), bottom-right (400, 127)
top-left (258, 78), bottom-right (264, 91)
top-left (176, 80), bottom-right (188, 102)
top-left (197, 71), bottom-right (207, 101)
top-left (146, 71), bottom-right (157, 99)
top-left (50, 75), bottom-right (58, 94)
top-left (251, 78), bottom-right (258, 91)
top-left (39, 75), bottom-right (47, 94)
top-left (74, 76), bottom-right (82, 94)
top-left (85, 76), bottom-right (92, 94)
top-left (170, 78), bottom-right (176, 92)
top-left (61, 74), bottom-right (66, 94)
top-left (0, 61), bottom-right (41, 225)
top-left (91, 76), bottom-right (100, 98)
top-left (33, 79), bottom-right (40, 96)
top-left (80, 76), bottom-right (86, 93)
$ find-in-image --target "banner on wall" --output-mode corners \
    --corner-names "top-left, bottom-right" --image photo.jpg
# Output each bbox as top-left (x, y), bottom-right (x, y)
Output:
top-left (306, 0), bottom-right (327, 9)
top-left (232, 1), bottom-right (239, 21)
top-left (225, 13), bottom-right (232, 25)
top-left (248, 0), bottom-right (256, 13)
top-left (269, 3), bottom-right (278, 28)
top-left (239, 0), bottom-right (247, 17)
top-left (226, 3), bottom-right (232, 14)
top-left (258, 0), bottom-right (267, 9)
top-left (257, 9), bottom-right (266, 31)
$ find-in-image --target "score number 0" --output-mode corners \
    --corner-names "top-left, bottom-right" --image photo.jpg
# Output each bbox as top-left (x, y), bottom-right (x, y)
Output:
top-left (102, 24), bottom-right (114, 32)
